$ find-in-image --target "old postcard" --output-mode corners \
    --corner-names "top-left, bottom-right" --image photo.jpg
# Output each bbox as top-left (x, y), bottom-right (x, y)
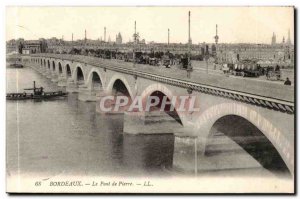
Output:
top-left (6, 6), bottom-right (295, 193)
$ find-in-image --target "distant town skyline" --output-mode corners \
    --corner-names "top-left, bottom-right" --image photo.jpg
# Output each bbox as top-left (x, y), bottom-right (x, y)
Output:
top-left (6, 7), bottom-right (294, 44)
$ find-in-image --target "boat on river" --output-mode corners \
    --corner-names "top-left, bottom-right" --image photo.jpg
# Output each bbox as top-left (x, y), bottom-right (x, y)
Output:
top-left (6, 55), bottom-right (23, 68)
top-left (7, 81), bottom-right (68, 100)
top-left (7, 62), bottom-right (24, 68)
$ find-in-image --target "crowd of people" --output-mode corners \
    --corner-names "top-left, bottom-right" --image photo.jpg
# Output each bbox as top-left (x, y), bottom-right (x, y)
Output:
top-left (65, 47), bottom-right (196, 69)
top-left (51, 47), bottom-right (293, 85)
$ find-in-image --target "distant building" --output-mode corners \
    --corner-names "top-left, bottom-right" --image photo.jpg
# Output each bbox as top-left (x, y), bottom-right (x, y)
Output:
top-left (21, 39), bottom-right (48, 54)
top-left (216, 29), bottom-right (294, 65)
top-left (139, 39), bottom-right (146, 44)
top-left (6, 39), bottom-right (18, 53)
top-left (211, 44), bottom-right (217, 56)
top-left (116, 32), bottom-right (122, 44)
top-left (217, 43), bottom-right (294, 66)
top-left (22, 40), bottom-right (41, 53)
top-left (271, 32), bottom-right (276, 45)
top-left (22, 49), bottom-right (31, 54)
top-left (5, 39), bottom-right (48, 54)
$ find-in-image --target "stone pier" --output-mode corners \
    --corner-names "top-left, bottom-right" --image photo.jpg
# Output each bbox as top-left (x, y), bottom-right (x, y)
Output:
top-left (57, 75), bottom-right (68, 87)
top-left (78, 87), bottom-right (105, 102)
top-left (51, 73), bottom-right (59, 83)
top-left (123, 111), bottom-right (184, 134)
top-left (66, 80), bottom-right (79, 93)
top-left (173, 134), bottom-right (263, 174)
top-left (45, 71), bottom-right (52, 79)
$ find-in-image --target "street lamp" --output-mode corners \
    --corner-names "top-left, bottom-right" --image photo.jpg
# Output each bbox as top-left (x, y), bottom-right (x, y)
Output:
top-left (187, 11), bottom-right (192, 79)
top-left (205, 54), bottom-right (209, 74)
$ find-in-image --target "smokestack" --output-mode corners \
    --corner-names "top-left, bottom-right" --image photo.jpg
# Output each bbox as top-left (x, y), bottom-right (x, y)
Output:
top-left (85, 29), bottom-right (87, 43)
top-left (134, 21), bottom-right (137, 43)
top-left (104, 27), bottom-right (106, 42)
top-left (168, 28), bottom-right (170, 45)
top-left (72, 33), bottom-right (73, 42)
top-left (188, 11), bottom-right (191, 44)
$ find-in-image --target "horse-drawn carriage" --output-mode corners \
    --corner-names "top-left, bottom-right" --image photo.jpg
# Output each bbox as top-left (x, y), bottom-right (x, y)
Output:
top-left (222, 60), bottom-right (262, 77)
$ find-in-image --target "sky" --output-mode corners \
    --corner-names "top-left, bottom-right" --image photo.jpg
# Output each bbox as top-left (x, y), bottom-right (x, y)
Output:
top-left (6, 6), bottom-right (294, 44)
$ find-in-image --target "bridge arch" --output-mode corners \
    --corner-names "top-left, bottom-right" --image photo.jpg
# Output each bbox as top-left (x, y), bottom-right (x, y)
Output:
top-left (140, 83), bottom-right (185, 126)
top-left (86, 69), bottom-right (104, 91)
top-left (205, 114), bottom-right (289, 174)
top-left (195, 102), bottom-right (293, 175)
top-left (47, 60), bottom-right (50, 69)
top-left (44, 59), bottom-right (46, 67)
top-left (112, 79), bottom-right (131, 97)
top-left (73, 65), bottom-right (85, 83)
top-left (52, 60), bottom-right (56, 72)
top-left (106, 74), bottom-right (134, 99)
top-left (58, 62), bottom-right (63, 74)
top-left (65, 64), bottom-right (72, 78)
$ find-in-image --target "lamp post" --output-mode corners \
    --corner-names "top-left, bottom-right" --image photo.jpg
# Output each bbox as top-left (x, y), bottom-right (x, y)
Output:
top-left (206, 54), bottom-right (209, 74)
top-left (187, 11), bottom-right (192, 79)
top-left (214, 24), bottom-right (219, 70)
top-left (133, 21), bottom-right (139, 68)
top-left (133, 21), bottom-right (136, 68)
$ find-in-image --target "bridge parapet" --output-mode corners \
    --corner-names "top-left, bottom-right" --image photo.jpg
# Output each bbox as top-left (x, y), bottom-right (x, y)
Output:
top-left (30, 53), bottom-right (294, 114)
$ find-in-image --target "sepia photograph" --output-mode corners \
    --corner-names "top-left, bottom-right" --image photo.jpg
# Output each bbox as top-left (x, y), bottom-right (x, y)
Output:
top-left (5, 5), bottom-right (295, 194)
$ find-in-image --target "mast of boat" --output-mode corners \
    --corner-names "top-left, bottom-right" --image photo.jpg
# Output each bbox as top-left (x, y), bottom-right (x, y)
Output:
top-left (24, 81), bottom-right (38, 94)
top-left (33, 81), bottom-right (36, 94)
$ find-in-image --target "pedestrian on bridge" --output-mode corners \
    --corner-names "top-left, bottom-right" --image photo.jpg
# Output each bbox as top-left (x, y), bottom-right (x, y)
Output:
top-left (284, 77), bottom-right (291, 86)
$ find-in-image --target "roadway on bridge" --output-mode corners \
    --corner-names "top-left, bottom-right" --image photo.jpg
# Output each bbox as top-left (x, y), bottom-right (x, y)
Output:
top-left (37, 54), bottom-right (294, 102)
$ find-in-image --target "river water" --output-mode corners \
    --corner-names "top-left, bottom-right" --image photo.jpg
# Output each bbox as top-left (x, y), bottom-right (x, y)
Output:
top-left (7, 67), bottom-right (177, 178)
top-left (6, 66), bottom-right (293, 192)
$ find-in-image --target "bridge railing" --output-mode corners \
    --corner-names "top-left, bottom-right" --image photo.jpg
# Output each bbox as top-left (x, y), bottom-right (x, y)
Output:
top-left (30, 53), bottom-right (295, 114)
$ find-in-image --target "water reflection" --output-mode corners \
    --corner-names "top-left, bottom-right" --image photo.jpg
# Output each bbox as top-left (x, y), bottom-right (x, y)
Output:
top-left (123, 134), bottom-right (174, 171)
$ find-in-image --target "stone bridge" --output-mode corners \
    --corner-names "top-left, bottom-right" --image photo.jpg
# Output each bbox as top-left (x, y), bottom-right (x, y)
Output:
top-left (25, 54), bottom-right (295, 175)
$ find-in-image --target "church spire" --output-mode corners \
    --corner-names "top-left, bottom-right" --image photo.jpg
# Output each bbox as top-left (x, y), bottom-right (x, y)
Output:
top-left (271, 32), bottom-right (276, 45)
top-left (287, 29), bottom-right (291, 45)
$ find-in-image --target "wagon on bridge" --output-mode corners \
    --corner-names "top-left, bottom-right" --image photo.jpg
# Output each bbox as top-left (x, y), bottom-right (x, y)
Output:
top-left (149, 58), bottom-right (159, 66)
top-left (223, 60), bottom-right (262, 77)
top-left (124, 52), bottom-right (134, 62)
top-left (266, 65), bottom-right (281, 81)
